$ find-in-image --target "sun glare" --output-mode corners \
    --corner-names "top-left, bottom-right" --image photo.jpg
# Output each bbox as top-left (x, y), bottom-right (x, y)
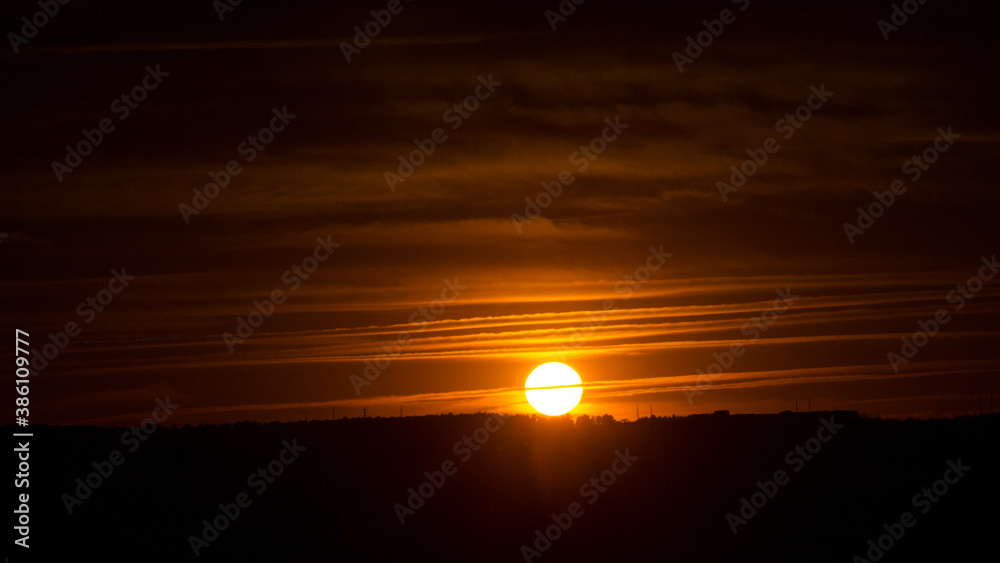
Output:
top-left (524, 362), bottom-right (583, 416)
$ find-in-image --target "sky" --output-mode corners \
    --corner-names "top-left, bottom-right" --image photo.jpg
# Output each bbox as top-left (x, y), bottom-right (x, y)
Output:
top-left (2, 0), bottom-right (998, 425)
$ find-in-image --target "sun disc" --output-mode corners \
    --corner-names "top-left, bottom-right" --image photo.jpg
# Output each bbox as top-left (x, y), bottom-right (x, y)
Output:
top-left (524, 362), bottom-right (583, 416)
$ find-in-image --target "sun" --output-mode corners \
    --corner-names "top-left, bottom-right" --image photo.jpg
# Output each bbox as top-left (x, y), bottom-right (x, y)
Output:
top-left (524, 362), bottom-right (583, 416)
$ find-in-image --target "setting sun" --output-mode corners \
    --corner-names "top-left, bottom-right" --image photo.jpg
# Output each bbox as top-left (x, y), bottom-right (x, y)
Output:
top-left (524, 362), bottom-right (584, 416)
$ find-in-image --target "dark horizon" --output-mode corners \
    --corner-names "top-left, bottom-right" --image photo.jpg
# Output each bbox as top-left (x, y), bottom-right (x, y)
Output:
top-left (15, 411), bottom-right (999, 561)
top-left (20, 402), bottom-right (1000, 430)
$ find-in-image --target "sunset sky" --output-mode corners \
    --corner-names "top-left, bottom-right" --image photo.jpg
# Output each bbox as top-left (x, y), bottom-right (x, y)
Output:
top-left (3, 0), bottom-right (998, 425)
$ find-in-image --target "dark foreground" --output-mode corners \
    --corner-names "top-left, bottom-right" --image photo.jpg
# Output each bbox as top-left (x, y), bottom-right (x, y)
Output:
top-left (9, 411), bottom-right (999, 562)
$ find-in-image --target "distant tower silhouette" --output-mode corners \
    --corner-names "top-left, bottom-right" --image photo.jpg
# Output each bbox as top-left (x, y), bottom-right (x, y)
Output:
top-left (363, 408), bottom-right (367, 418)
top-left (637, 404), bottom-right (640, 420)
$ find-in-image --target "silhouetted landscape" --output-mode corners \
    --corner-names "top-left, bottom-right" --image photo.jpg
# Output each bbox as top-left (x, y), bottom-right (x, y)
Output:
top-left (17, 411), bottom-right (998, 561)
